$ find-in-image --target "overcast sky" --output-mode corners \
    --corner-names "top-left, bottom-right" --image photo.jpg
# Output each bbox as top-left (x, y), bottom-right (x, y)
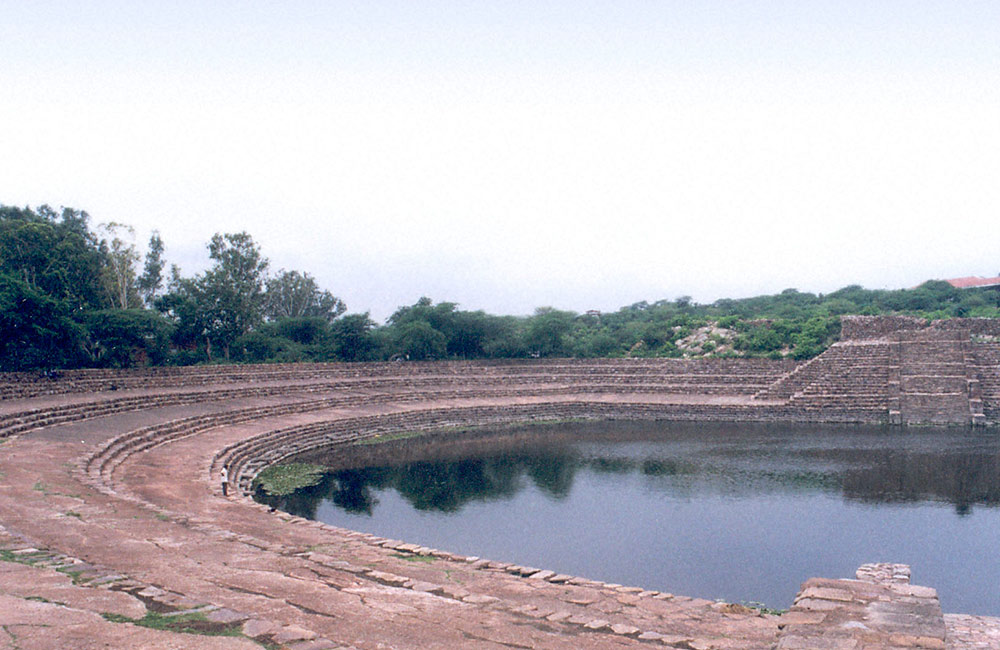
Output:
top-left (2, 1), bottom-right (998, 321)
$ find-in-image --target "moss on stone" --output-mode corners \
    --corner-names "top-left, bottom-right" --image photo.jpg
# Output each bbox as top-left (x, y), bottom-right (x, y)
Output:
top-left (252, 462), bottom-right (326, 496)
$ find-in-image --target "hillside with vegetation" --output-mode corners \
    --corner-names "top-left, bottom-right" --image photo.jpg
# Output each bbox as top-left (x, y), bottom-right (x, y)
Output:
top-left (2, 203), bottom-right (998, 371)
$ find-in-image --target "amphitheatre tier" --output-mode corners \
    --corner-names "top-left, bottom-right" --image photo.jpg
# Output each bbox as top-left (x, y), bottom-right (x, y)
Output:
top-left (1, 317), bottom-right (998, 648)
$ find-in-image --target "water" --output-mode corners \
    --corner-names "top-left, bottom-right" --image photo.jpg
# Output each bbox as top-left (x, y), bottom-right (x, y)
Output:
top-left (255, 421), bottom-right (1000, 616)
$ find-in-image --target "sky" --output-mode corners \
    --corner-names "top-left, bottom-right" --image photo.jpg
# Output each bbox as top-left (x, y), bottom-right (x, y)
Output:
top-left (2, 1), bottom-right (998, 322)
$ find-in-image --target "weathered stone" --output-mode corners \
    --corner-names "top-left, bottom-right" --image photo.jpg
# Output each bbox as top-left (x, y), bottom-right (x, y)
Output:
top-left (272, 624), bottom-right (318, 643)
top-left (778, 611), bottom-right (827, 626)
top-left (242, 618), bottom-right (277, 638)
top-left (205, 608), bottom-right (250, 624)
top-left (609, 623), bottom-right (640, 635)
top-left (797, 586), bottom-right (857, 603)
top-left (583, 619), bottom-right (610, 630)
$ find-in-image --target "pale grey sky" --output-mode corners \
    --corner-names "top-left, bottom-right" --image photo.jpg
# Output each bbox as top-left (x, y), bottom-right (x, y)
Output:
top-left (2, 1), bottom-right (998, 321)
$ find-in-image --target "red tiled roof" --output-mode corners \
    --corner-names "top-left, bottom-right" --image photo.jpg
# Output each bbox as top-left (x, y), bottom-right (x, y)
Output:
top-left (944, 276), bottom-right (1000, 289)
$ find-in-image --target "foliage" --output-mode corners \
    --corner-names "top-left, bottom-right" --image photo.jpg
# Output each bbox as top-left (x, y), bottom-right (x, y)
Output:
top-left (159, 232), bottom-right (269, 360)
top-left (3, 200), bottom-right (999, 370)
top-left (96, 222), bottom-right (141, 309)
top-left (137, 230), bottom-right (165, 307)
top-left (0, 272), bottom-right (85, 371)
top-left (0, 205), bottom-right (107, 311)
top-left (265, 269), bottom-right (345, 322)
top-left (524, 307), bottom-right (575, 357)
top-left (329, 312), bottom-right (378, 361)
top-left (83, 309), bottom-right (174, 367)
top-left (393, 320), bottom-right (448, 360)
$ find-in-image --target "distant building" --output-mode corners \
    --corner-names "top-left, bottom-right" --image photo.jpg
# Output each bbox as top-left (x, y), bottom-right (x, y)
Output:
top-left (943, 276), bottom-right (1000, 289)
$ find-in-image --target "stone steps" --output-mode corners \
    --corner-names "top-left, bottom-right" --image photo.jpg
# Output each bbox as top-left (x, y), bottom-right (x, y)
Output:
top-left (776, 563), bottom-right (946, 650)
top-left (895, 335), bottom-right (975, 426)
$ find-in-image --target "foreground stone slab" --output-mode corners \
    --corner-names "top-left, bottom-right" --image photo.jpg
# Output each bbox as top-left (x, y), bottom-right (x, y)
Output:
top-left (776, 564), bottom-right (947, 650)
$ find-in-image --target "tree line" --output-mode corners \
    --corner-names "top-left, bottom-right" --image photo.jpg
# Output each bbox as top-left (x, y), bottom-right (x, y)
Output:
top-left (2, 203), bottom-right (998, 371)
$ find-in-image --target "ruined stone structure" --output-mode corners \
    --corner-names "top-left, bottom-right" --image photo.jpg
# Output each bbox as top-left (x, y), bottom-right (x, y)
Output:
top-left (764, 316), bottom-right (1000, 426)
top-left (0, 316), bottom-right (998, 648)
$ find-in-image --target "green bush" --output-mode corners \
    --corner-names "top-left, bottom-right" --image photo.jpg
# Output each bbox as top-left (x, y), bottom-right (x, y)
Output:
top-left (716, 316), bottom-right (738, 329)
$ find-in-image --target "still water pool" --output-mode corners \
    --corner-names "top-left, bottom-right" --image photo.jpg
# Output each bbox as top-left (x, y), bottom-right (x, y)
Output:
top-left (255, 421), bottom-right (1000, 616)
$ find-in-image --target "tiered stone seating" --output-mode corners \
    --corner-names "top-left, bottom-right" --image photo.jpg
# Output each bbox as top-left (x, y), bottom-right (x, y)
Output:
top-left (1, 359), bottom-right (799, 442)
top-left (0, 358), bottom-right (796, 400)
top-left (753, 341), bottom-right (892, 414)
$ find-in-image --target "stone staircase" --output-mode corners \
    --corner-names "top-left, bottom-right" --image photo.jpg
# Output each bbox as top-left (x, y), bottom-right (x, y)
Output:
top-left (756, 320), bottom-right (998, 426)
top-left (753, 341), bottom-right (892, 417)
top-left (890, 331), bottom-right (980, 426)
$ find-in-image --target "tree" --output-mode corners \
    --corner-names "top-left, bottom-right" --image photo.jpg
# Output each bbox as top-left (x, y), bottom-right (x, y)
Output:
top-left (330, 312), bottom-right (378, 361)
top-left (198, 232), bottom-right (269, 359)
top-left (0, 273), bottom-right (84, 370)
top-left (524, 308), bottom-right (576, 357)
top-left (0, 205), bottom-right (106, 311)
top-left (97, 222), bottom-right (141, 309)
top-left (137, 230), bottom-right (166, 307)
top-left (83, 309), bottom-right (174, 367)
top-left (265, 270), bottom-right (346, 322)
top-left (158, 232), bottom-right (269, 361)
top-left (394, 321), bottom-right (447, 360)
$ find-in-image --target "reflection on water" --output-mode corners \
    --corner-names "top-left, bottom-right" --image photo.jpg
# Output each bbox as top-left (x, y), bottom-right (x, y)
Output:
top-left (255, 421), bottom-right (1000, 616)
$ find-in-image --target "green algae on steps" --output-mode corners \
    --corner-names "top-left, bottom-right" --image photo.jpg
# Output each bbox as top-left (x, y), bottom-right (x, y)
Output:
top-left (251, 462), bottom-right (326, 496)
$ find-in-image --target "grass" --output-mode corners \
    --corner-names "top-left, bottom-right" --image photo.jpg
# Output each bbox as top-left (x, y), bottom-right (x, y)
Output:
top-left (58, 568), bottom-right (89, 585)
top-left (251, 463), bottom-right (326, 496)
top-left (100, 610), bottom-right (245, 638)
top-left (0, 549), bottom-right (47, 566)
top-left (741, 601), bottom-right (788, 616)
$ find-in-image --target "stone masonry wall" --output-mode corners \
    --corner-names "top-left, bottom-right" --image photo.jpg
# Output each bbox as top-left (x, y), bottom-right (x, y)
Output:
top-left (842, 315), bottom-right (1000, 340)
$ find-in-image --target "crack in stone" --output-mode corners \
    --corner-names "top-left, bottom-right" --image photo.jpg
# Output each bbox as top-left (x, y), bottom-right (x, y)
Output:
top-left (285, 600), bottom-right (340, 619)
top-left (460, 628), bottom-right (536, 649)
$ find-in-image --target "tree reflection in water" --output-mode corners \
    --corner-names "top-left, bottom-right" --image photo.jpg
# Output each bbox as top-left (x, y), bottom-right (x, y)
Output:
top-left (256, 421), bottom-right (1000, 518)
top-left (253, 421), bottom-right (1000, 616)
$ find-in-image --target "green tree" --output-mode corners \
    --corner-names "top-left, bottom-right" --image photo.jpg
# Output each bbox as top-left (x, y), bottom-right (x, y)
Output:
top-left (525, 308), bottom-right (576, 357)
top-left (83, 309), bottom-right (174, 367)
top-left (137, 230), bottom-right (166, 307)
top-left (96, 222), bottom-right (141, 309)
top-left (330, 313), bottom-right (378, 361)
top-left (265, 270), bottom-right (346, 322)
top-left (0, 273), bottom-right (84, 370)
top-left (201, 232), bottom-right (269, 359)
top-left (394, 321), bottom-right (447, 360)
top-left (158, 233), bottom-right (269, 361)
top-left (0, 205), bottom-right (106, 311)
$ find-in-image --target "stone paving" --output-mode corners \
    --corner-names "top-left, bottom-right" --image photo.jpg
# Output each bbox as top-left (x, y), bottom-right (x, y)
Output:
top-left (777, 563), bottom-right (946, 649)
top-left (0, 361), bottom-right (998, 649)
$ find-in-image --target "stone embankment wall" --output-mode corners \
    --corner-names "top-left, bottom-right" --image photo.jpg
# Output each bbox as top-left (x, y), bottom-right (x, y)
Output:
top-left (842, 314), bottom-right (1000, 340)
